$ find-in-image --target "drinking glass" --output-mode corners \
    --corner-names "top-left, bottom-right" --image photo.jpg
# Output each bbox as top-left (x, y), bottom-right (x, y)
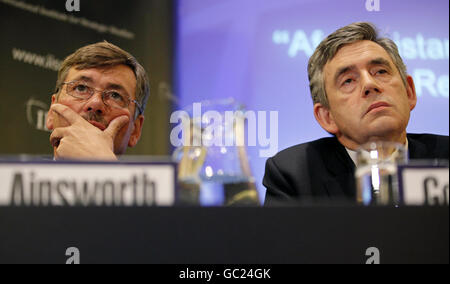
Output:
top-left (173, 98), bottom-right (260, 206)
top-left (355, 141), bottom-right (408, 206)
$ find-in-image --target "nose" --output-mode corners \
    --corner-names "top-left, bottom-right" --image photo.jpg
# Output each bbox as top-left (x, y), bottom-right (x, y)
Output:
top-left (361, 72), bottom-right (383, 97)
top-left (83, 91), bottom-right (106, 115)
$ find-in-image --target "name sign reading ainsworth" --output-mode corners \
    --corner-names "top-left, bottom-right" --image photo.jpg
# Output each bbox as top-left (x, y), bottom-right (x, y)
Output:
top-left (0, 161), bottom-right (176, 206)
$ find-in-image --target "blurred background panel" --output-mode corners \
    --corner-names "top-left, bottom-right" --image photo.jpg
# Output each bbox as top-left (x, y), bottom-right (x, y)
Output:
top-left (0, 0), bottom-right (174, 156)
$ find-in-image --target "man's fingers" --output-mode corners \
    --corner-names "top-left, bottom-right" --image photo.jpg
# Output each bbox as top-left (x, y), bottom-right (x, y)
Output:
top-left (49, 128), bottom-right (67, 148)
top-left (104, 115), bottom-right (130, 138)
top-left (51, 104), bottom-right (83, 126)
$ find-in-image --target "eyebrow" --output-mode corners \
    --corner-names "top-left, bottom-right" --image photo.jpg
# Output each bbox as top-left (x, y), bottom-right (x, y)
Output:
top-left (369, 57), bottom-right (392, 69)
top-left (106, 83), bottom-right (126, 92)
top-left (72, 75), bottom-right (94, 83)
top-left (333, 57), bottom-right (393, 84)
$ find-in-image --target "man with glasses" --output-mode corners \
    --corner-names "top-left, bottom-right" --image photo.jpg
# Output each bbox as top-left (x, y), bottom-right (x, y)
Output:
top-left (46, 41), bottom-right (149, 160)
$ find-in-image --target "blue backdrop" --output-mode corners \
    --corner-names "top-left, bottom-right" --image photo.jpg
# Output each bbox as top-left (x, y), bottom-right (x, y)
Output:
top-left (175, 0), bottom-right (449, 202)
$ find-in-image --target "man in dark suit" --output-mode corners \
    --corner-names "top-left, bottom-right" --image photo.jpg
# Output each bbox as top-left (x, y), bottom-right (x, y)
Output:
top-left (263, 22), bottom-right (449, 205)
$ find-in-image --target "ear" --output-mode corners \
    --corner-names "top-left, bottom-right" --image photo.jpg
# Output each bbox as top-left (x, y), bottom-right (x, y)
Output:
top-left (128, 114), bottom-right (145, 147)
top-left (314, 103), bottom-right (339, 135)
top-left (46, 94), bottom-right (57, 130)
top-left (405, 75), bottom-right (417, 111)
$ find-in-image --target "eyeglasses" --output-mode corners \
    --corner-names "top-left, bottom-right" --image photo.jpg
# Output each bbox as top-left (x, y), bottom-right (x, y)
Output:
top-left (61, 80), bottom-right (143, 115)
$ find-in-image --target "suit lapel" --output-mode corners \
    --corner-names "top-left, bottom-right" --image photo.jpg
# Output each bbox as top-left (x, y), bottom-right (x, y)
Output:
top-left (407, 135), bottom-right (428, 160)
top-left (323, 138), bottom-right (356, 198)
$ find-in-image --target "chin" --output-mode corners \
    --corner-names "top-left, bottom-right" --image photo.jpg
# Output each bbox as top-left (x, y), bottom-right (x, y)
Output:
top-left (370, 115), bottom-right (404, 130)
top-left (364, 126), bottom-right (404, 141)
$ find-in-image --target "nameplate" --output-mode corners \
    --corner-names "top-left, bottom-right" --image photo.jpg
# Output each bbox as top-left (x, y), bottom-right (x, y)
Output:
top-left (0, 161), bottom-right (176, 206)
top-left (399, 164), bottom-right (449, 205)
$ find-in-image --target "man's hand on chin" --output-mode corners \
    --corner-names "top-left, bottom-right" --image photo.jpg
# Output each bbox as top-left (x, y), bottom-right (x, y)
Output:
top-left (49, 104), bottom-right (130, 161)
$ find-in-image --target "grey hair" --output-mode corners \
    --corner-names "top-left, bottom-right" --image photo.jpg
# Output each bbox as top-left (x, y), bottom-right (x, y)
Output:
top-left (307, 22), bottom-right (407, 108)
top-left (55, 41), bottom-right (150, 118)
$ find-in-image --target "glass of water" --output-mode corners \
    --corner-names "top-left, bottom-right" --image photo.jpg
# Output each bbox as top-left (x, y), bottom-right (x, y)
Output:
top-left (355, 141), bottom-right (408, 206)
top-left (173, 98), bottom-right (260, 206)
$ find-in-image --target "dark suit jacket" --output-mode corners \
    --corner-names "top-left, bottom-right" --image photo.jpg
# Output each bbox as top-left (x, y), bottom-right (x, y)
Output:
top-left (263, 133), bottom-right (449, 205)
